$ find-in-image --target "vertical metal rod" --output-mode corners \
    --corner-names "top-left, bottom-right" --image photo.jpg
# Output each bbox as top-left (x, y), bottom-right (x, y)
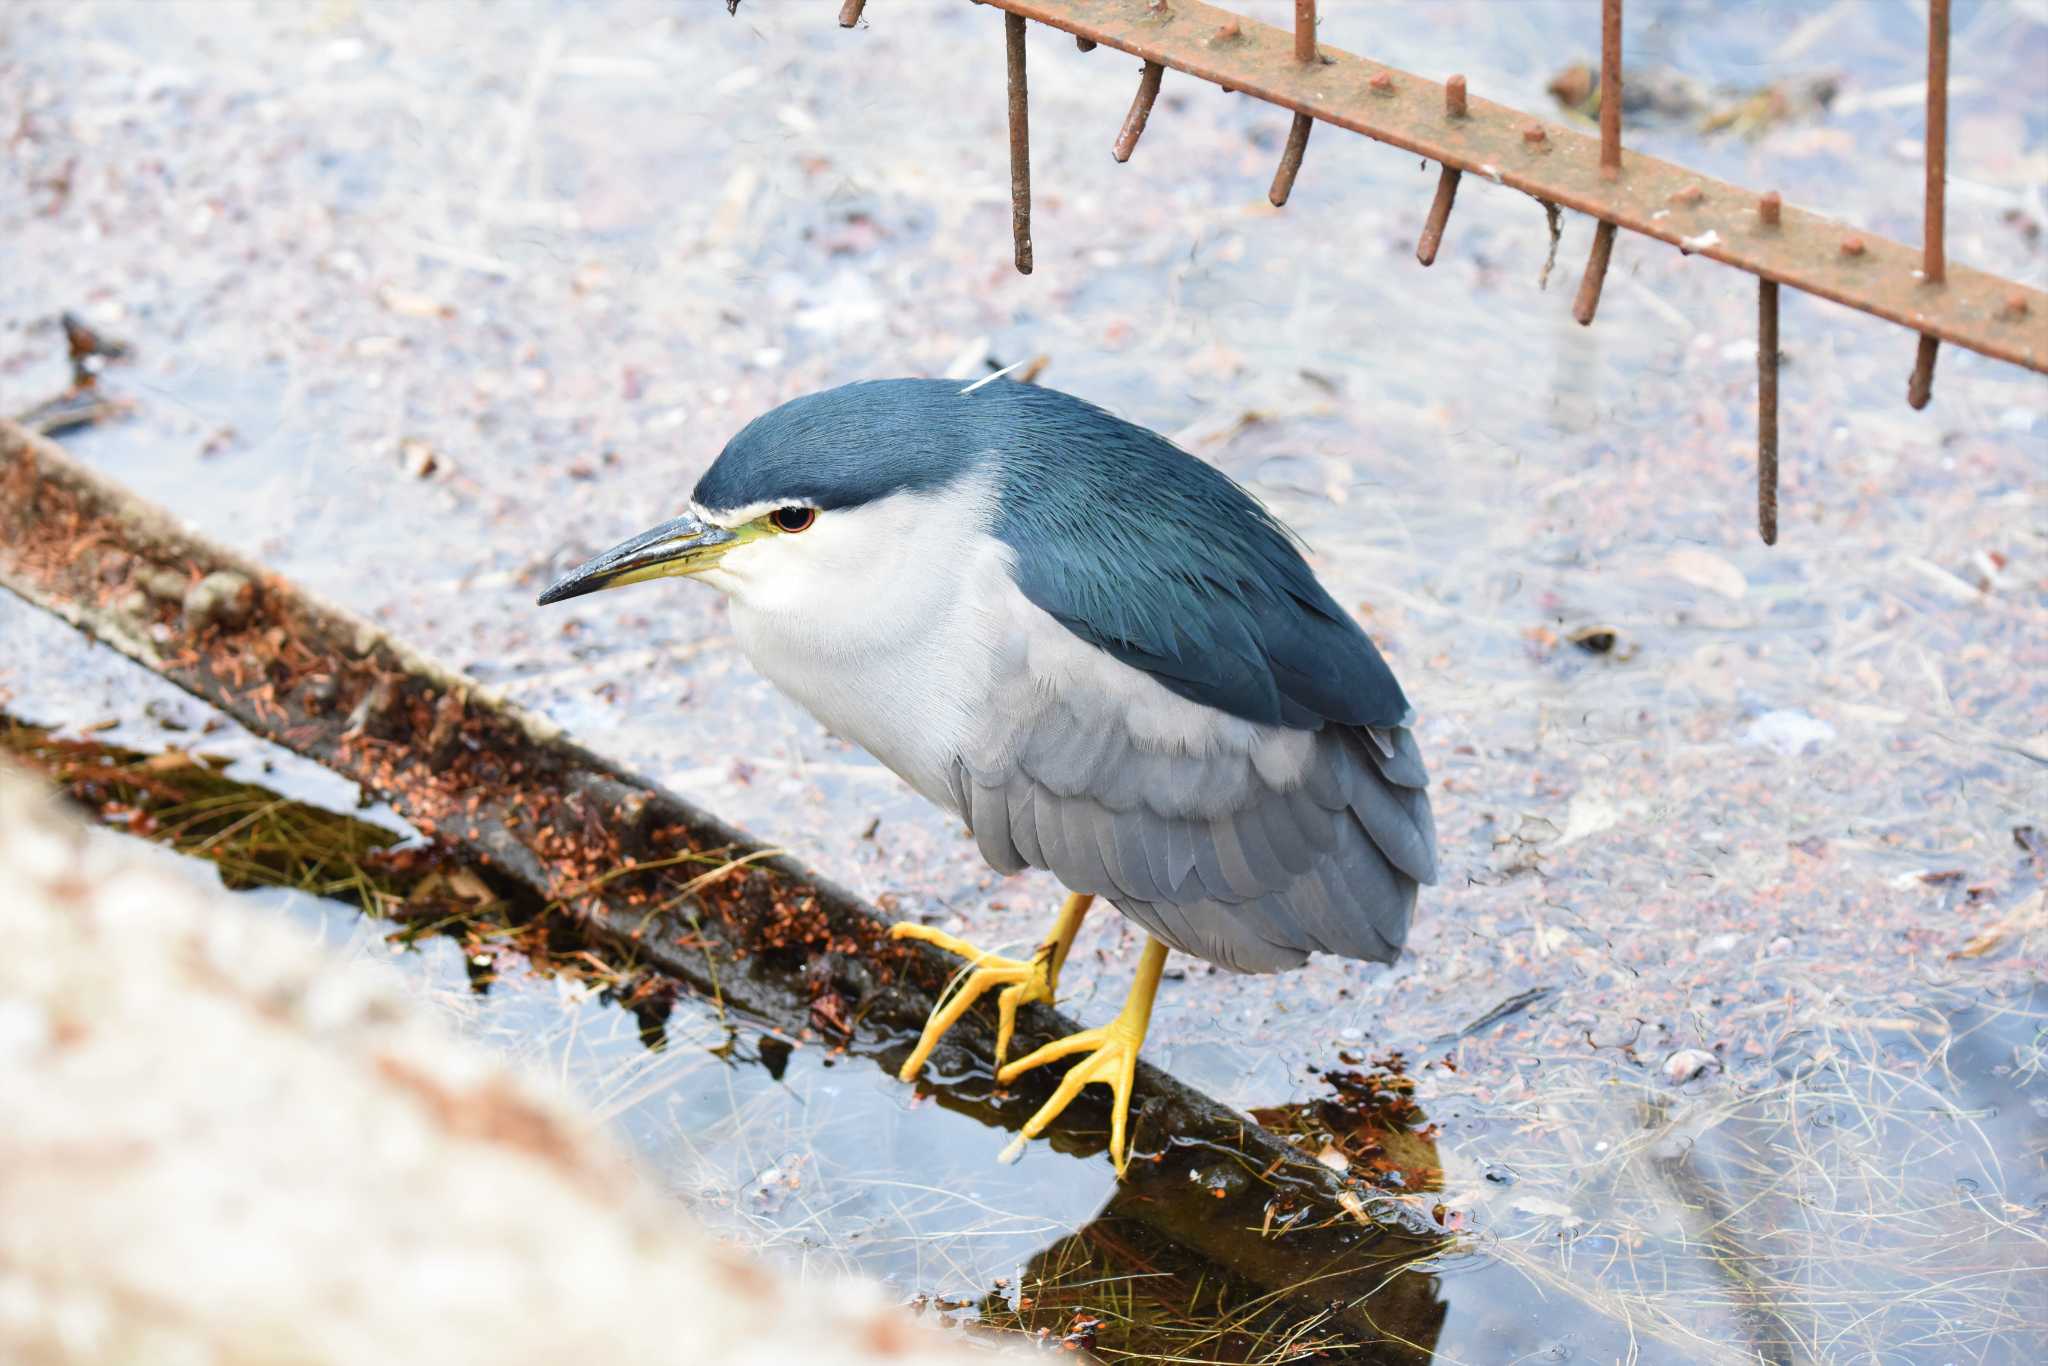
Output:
top-left (1924, 0), bottom-right (1949, 287)
top-left (1572, 220), bottom-right (1618, 325)
top-left (1005, 11), bottom-right (1032, 275)
top-left (1269, 114), bottom-right (1314, 207)
top-left (1909, 0), bottom-right (1949, 408)
top-left (1907, 335), bottom-right (1939, 409)
top-left (1444, 74), bottom-right (1468, 119)
top-left (1114, 61), bottom-right (1165, 163)
top-left (1294, 0), bottom-right (1317, 63)
top-left (837, 0), bottom-right (866, 28)
top-left (1599, 0), bottom-right (1623, 178)
top-left (1076, 36), bottom-right (1096, 52)
top-left (1416, 167), bottom-right (1461, 266)
top-left (1758, 279), bottom-right (1780, 546)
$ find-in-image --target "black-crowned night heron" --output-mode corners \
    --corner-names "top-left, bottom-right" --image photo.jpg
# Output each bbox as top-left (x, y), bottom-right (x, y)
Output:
top-left (539, 378), bottom-right (1437, 1172)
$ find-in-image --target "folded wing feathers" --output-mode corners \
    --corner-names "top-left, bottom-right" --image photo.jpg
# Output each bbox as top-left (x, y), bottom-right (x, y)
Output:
top-left (957, 706), bottom-right (1437, 973)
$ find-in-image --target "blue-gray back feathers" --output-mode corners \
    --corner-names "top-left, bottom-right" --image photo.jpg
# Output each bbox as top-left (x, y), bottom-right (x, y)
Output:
top-left (696, 378), bottom-right (1410, 732)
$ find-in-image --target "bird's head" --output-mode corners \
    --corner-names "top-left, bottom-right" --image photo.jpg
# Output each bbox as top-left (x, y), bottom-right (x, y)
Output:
top-left (536, 379), bottom-right (1000, 616)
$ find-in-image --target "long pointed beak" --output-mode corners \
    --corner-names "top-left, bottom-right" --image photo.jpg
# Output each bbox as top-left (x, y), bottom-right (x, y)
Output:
top-left (536, 512), bottom-right (739, 605)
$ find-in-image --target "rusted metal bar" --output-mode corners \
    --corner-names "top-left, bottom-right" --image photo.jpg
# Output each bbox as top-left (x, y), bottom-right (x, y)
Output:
top-left (1293, 0), bottom-right (1315, 64)
top-left (1268, 112), bottom-right (1313, 207)
top-left (1599, 0), bottom-right (1622, 178)
top-left (1758, 279), bottom-right (1780, 546)
top-left (1909, 0), bottom-right (1950, 409)
top-left (972, 0), bottom-right (2046, 373)
top-left (1416, 166), bottom-right (1460, 266)
top-left (1005, 10), bottom-right (1033, 274)
top-left (1572, 220), bottom-right (1618, 325)
top-left (838, 0), bottom-right (866, 28)
top-left (1113, 60), bottom-right (1164, 163)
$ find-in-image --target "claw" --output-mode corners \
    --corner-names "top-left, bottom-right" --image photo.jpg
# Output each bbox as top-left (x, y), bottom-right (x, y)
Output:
top-left (995, 936), bottom-right (1168, 1175)
top-left (887, 893), bottom-right (1093, 1082)
top-left (888, 925), bottom-right (1050, 1079)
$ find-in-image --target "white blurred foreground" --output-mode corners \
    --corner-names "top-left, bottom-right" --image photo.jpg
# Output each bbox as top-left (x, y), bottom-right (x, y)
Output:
top-left (0, 763), bottom-right (997, 1366)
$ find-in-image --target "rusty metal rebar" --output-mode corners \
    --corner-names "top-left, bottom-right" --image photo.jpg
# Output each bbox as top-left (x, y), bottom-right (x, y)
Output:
top-left (1909, 0), bottom-right (1950, 409)
top-left (1924, 0), bottom-right (1949, 287)
top-left (838, 0), bottom-right (866, 28)
top-left (1908, 334), bottom-right (1940, 410)
top-left (1599, 0), bottom-right (1622, 178)
top-left (1758, 280), bottom-right (1780, 546)
top-left (1444, 73), bottom-right (1467, 119)
top-left (924, 0), bottom-right (2045, 374)
top-left (1268, 112), bottom-right (1313, 207)
top-left (1572, 220), bottom-right (1618, 325)
top-left (1416, 166), bottom-right (1461, 266)
top-left (1294, 0), bottom-right (1316, 63)
top-left (1076, 35), bottom-right (1095, 51)
top-left (1005, 10), bottom-right (1033, 274)
top-left (1114, 60), bottom-right (1164, 163)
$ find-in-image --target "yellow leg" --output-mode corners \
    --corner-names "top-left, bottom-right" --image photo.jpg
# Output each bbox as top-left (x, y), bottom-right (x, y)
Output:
top-left (889, 892), bottom-right (1093, 1080)
top-left (995, 935), bottom-right (1169, 1176)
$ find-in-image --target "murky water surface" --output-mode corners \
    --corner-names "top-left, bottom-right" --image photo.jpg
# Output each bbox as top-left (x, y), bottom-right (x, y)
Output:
top-left (5, 0), bottom-right (2045, 1359)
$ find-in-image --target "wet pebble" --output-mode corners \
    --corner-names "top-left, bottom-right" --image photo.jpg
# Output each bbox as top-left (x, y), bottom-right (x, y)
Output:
top-left (137, 566), bottom-right (188, 603)
top-left (1661, 1048), bottom-right (1717, 1084)
top-left (1189, 1163), bottom-right (1249, 1199)
top-left (143, 697), bottom-right (190, 731)
top-left (182, 571), bottom-right (254, 634)
top-left (1743, 709), bottom-right (1836, 757)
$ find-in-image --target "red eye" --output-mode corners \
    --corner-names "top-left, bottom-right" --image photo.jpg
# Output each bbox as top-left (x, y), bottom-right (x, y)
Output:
top-left (769, 506), bottom-right (816, 534)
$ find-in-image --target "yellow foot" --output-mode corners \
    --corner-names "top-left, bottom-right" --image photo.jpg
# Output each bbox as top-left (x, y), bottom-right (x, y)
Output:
top-left (889, 893), bottom-right (1093, 1080)
top-left (995, 936), bottom-right (1168, 1176)
top-left (887, 923), bottom-right (1055, 1080)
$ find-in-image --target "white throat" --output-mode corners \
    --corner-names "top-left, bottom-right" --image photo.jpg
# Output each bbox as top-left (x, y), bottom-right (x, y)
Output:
top-left (702, 476), bottom-right (1013, 811)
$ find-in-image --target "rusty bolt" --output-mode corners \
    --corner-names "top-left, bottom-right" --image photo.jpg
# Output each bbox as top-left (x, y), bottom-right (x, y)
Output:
top-left (1369, 71), bottom-right (1393, 93)
top-left (1214, 18), bottom-right (1240, 40)
top-left (1445, 74), bottom-right (1468, 118)
top-left (1759, 191), bottom-right (1782, 227)
top-left (2004, 292), bottom-right (2030, 320)
top-left (1670, 184), bottom-right (1703, 207)
top-left (1841, 236), bottom-right (1866, 257)
top-left (1522, 124), bottom-right (1546, 144)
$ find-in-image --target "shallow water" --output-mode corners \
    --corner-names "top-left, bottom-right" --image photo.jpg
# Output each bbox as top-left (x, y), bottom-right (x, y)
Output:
top-left (5, 0), bottom-right (2045, 1359)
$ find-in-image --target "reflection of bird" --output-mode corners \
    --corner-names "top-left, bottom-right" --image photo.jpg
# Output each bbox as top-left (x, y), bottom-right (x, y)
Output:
top-left (540, 379), bottom-right (1437, 1172)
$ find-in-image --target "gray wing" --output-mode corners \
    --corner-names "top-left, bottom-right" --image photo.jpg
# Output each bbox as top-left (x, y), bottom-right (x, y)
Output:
top-left (952, 627), bottom-right (1436, 975)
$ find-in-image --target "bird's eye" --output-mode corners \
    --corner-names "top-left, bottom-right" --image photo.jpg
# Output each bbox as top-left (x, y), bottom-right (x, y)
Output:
top-left (769, 506), bottom-right (816, 534)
